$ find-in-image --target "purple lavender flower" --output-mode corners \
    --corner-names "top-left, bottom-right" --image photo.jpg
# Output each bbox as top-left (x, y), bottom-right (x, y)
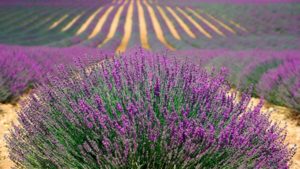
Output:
top-left (0, 45), bottom-right (110, 103)
top-left (7, 48), bottom-right (295, 168)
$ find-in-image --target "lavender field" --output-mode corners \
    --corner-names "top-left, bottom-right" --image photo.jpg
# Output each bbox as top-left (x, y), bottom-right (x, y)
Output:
top-left (0, 0), bottom-right (300, 168)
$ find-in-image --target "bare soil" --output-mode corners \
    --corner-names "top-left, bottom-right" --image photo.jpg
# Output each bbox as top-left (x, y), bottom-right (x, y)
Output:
top-left (0, 104), bottom-right (17, 169)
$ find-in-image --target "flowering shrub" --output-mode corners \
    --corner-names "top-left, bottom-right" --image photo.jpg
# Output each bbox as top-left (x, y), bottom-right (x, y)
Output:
top-left (258, 57), bottom-right (300, 111)
top-left (238, 55), bottom-right (282, 96)
top-left (0, 47), bottom-right (39, 102)
top-left (174, 49), bottom-right (300, 111)
top-left (236, 51), bottom-right (300, 111)
top-left (7, 49), bottom-right (295, 168)
top-left (0, 45), bottom-right (109, 103)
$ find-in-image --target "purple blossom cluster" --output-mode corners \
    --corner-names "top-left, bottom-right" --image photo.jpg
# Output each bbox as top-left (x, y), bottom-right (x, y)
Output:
top-left (7, 48), bottom-right (295, 168)
top-left (0, 45), bottom-right (110, 103)
top-left (173, 49), bottom-right (300, 111)
top-left (258, 57), bottom-right (300, 111)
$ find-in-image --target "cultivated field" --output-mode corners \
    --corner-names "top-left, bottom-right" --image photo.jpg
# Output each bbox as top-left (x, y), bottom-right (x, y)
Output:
top-left (0, 0), bottom-right (299, 168)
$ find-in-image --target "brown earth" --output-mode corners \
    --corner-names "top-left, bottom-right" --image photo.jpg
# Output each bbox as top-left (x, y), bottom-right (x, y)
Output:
top-left (0, 104), bottom-right (17, 169)
top-left (0, 99), bottom-right (299, 168)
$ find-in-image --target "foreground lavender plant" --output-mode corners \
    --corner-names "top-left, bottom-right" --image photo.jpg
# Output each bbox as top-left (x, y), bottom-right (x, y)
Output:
top-left (7, 48), bottom-right (295, 168)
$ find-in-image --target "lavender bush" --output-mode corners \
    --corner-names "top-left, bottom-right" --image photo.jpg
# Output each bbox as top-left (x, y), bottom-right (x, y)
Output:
top-left (0, 47), bottom-right (39, 103)
top-left (235, 51), bottom-right (300, 111)
top-left (173, 49), bottom-right (300, 111)
top-left (258, 57), bottom-right (300, 111)
top-left (0, 45), bottom-right (109, 103)
top-left (7, 49), bottom-right (295, 168)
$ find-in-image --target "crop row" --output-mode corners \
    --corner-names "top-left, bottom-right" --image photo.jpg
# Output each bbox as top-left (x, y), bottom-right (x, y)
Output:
top-left (0, 45), bottom-right (111, 103)
top-left (1, 45), bottom-right (299, 112)
top-left (0, 0), bottom-right (247, 51)
top-left (197, 3), bottom-right (300, 36)
top-left (175, 49), bottom-right (300, 112)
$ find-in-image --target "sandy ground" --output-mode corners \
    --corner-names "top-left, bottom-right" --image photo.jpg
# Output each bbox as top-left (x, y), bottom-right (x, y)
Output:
top-left (0, 104), bottom-right (18, 169)
top-left (0, 99), bottom-right (299, 168)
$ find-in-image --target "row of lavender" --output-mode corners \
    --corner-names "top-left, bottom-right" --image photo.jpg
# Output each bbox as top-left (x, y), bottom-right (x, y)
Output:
top-left (1, 1), bottom-right (298, 51)
top-left (174, 49), bottom-right (300, 112)
top-left (1, 45), bottom-right (299, 112)
top-left (174, 2), bottom-right (300, 36)
top-left (0, 45), bottom-right (111, 103)
top-left (7, 48), bottom-right (295, 168)
top-left (0, 1), bottom-right (248, 49)
top-left (0, 0), bottom-right (111, 7)
top-left (159, 0), bottom-right (299, 3)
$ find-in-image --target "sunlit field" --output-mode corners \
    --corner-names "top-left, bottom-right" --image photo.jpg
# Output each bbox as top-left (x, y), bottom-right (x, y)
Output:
top-left (0, 0), bottom-right (300, 168)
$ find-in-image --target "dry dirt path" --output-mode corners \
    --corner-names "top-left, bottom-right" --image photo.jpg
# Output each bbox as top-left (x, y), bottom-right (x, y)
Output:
top-left (0, 99), bottom-right (300, 168)
top-left (0, 104), bottom-right (18, 169)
